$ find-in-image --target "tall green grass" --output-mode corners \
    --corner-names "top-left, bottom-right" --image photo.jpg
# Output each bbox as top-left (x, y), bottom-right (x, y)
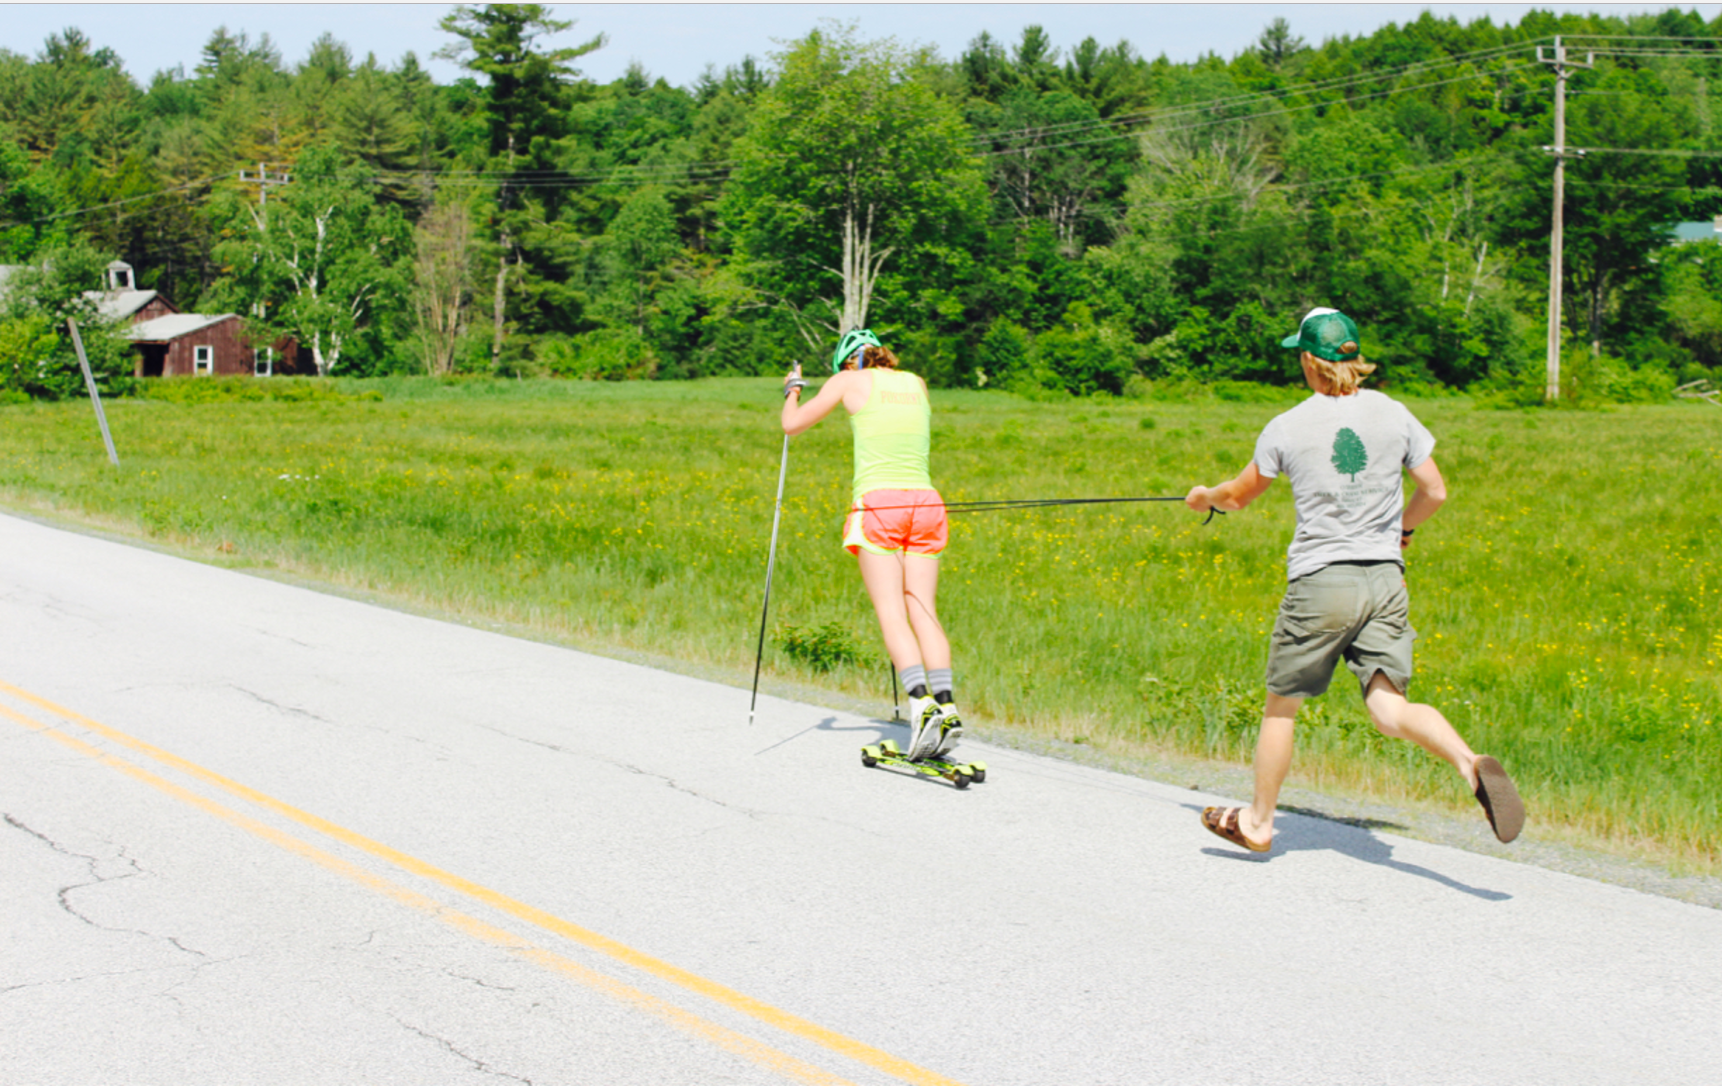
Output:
top-left (3, 376), bottom-right (1719, 865)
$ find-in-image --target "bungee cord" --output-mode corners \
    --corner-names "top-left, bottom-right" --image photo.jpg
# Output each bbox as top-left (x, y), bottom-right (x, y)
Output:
top-left (853, 494), bottom-right (1225, 523)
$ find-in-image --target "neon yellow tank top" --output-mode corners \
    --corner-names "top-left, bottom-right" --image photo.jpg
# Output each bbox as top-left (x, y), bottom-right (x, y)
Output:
top-left (849, 368), bottom-right (932, 502)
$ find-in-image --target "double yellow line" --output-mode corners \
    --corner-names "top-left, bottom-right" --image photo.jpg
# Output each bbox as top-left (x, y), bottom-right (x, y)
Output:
top-left (0, 679), bottom-right (956, 1087)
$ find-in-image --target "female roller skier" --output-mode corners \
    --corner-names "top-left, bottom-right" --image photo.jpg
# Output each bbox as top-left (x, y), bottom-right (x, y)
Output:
top-left (781, 329), bottom-right (960, 760)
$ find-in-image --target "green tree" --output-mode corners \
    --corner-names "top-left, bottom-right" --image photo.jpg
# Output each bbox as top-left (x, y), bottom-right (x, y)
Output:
top-left (0, 241), bottom-right (132, 399)
top-left (1255, 18), bottom-right (1307, 69)
top-left (593, 184), bottom-right (678, 337)
top-left (1331, 427), bottom-right (1368, 480)
top-left (724, 24), bottom-right (986, 346)
top-left (977, 87), bottom-right (1132, 252)
top-left (210, 146), bottom-right (409, 374)
top-left (435, 4), bottom-right (603, 161)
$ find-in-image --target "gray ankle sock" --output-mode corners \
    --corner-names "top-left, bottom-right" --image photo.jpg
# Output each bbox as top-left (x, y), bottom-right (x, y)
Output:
top-left (927, 668), bottom-right (953, 703)
top-left (898, 665), bottom-right (927, 697)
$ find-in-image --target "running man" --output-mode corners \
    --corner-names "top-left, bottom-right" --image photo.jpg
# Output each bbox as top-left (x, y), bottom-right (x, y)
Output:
top-left (781, 329), bottom-right (961, 760)
top-left (1184, 307), bottom-right (1524, 853)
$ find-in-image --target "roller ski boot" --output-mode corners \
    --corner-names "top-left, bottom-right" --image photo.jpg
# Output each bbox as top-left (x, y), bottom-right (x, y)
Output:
top-left (906, 695), bottom-right (941, 760)
top-left (932, 702), bottom-right (962, 757)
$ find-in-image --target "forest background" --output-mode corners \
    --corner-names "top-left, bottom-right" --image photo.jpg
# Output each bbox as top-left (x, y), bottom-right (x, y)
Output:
top-left (2, 4), bottom-right (1721, 401)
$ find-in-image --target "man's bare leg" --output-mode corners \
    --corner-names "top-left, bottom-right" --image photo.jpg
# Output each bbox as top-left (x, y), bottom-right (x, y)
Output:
top-left (1361, 672), bottom-right (1478, 788)
top-left (1242, 693), bottom-right (1302, 843)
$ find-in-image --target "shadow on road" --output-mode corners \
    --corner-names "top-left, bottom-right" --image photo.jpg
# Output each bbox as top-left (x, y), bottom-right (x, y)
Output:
top-left (753, 715), bottom-right (906, 756)
top-left (1189, 803), bottom-right (1512, 901)
top-left (759, 716), bottom-right (979, 792)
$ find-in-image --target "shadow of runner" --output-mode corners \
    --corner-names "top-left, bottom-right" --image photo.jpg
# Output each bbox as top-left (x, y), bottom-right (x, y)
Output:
top-left (1188, 803), bottom-right (1511, 901)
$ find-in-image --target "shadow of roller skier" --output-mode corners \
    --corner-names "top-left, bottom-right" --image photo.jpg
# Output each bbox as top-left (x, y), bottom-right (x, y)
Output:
top-left (753, 715), bottom-right (911, 757)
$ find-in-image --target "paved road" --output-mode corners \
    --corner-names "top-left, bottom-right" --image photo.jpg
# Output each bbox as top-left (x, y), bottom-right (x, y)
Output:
top-left (2, 510), bottom-right (1718, 1085)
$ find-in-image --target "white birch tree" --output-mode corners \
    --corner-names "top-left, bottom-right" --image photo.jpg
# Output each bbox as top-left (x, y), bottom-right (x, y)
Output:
top-left (216, 146), bottom-right (408, 375)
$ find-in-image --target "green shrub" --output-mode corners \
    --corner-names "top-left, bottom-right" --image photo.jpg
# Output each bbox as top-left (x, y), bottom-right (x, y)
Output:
top-left (775, 622), bottom-right (866, 672)
top-left (541, 329), bottom-right (660, 381)
top-left (140, 376), bottom-right (375, 404)
top-left (1030, 303), bottom-right (1137, 396)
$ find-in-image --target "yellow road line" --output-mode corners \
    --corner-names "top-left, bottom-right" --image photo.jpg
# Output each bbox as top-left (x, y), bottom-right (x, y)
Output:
top-left (0, 701), bottom-right (849, 1087)
top-left (0, 680), bottom-right (958, 1087)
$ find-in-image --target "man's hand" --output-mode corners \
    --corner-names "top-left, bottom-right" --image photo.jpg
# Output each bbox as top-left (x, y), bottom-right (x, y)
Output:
top-left (1185, 485), bottom-right (1215, 513)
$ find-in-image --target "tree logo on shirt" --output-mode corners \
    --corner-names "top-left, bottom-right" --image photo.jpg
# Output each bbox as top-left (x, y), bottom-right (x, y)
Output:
top-left (1331, 428), bottom-right (1368, 481)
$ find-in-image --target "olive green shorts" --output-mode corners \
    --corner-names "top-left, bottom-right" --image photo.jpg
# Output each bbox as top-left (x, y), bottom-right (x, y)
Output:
top-left (1266, 561), bottom-right (1415, 699)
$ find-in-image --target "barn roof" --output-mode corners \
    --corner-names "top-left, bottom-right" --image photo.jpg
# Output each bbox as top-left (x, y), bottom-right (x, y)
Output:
top-left (87, 289), bottom-right (162, 320)
top-left (126, 312), bottom-right (237, 342)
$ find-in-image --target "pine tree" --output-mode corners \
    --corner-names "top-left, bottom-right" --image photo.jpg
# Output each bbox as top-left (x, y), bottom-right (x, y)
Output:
top-left (1331, 428), bottom-right (1368, 481)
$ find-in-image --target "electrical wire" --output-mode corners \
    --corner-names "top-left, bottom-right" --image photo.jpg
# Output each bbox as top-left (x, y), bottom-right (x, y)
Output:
top-left (0, 172), bottom-right (237, 229)
top-left (972, 40), bottom-right (1541, 150)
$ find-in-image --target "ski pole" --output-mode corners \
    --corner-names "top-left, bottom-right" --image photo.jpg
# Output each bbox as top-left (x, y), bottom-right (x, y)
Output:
top-left (891, 666), bottom-right (901, 723)
top-left (747, 412), bottom-right (794, 726)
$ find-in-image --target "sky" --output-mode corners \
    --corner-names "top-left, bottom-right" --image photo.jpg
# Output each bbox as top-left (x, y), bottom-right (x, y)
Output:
top-left (3, 3), bottom-right (1716, 87)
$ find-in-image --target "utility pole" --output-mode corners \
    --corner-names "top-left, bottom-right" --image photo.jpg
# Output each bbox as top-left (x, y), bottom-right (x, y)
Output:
top-left (238, 163), bottom-right (291, 219)
top-left (1537, 36), bottom-right (1592, 402)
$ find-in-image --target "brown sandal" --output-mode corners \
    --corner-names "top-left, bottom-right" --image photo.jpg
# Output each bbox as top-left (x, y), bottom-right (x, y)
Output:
top-left (1473, 756), bottom-right (1524, 843)
top-left (1201, 806), bottom-right (1272, 853)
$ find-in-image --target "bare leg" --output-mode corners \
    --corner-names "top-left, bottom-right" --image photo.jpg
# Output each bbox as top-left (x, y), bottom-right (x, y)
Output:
top-left (858, 550), bottom-right (922, 670)
top-left (1361, 672), bottom-right (1478, 788)
top-left (1242, 692), bottom-right (1302, 842)
top-left (899, 552), bottom-right (950, 671)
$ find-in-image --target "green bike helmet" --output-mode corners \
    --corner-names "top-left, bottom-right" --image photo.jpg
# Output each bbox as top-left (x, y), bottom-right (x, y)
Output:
top-left (830, 328), bottom-right (883, 373)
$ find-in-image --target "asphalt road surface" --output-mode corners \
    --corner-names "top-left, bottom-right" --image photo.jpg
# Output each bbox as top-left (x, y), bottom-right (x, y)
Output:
top-left (3, 510), bottom-right (1719, 1085)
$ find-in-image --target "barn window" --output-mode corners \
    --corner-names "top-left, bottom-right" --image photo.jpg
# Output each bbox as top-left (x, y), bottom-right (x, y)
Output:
top-left (254, 347), bottom-right (273, 377)
top-left (194, 345), bottom-right (213, 376)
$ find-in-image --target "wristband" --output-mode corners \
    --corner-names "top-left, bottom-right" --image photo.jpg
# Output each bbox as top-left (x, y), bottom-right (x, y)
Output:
top-left (1400, 527), bottom-right (1414, 537)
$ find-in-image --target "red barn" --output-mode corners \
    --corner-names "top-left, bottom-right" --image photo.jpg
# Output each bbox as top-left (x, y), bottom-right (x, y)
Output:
top-left (127, 312), bottom-right (250, 377)
top-left (93, 261), bottom-right (288, 377)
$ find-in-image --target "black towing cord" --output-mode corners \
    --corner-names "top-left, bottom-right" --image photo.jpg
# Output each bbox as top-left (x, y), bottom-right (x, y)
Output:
top-left (854, 494), bottom-right (1226, 525)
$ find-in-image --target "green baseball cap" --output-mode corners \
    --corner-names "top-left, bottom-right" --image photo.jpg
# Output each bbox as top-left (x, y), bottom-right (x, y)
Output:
top-left (1281, 308), bottom-right (1362, 362)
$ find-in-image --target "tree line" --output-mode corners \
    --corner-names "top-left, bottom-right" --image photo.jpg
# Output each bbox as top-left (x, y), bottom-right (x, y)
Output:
top-left (2, 3), bottom-right (1720, 401)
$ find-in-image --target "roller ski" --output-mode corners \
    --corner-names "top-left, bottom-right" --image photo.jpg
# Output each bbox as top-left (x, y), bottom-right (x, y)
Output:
top-left (861, 701), bottom-right (985, 789)
top-left (860, 738), bottom-right (986, 789)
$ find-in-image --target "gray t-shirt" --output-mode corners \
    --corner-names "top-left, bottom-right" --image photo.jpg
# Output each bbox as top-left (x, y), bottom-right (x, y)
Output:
top-left (1253, 390), bottom-right (1436, 581)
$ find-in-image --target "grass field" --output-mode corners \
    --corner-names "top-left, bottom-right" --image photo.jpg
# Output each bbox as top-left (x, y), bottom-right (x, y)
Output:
top-left (3, 376), bottom-right (1719, 867)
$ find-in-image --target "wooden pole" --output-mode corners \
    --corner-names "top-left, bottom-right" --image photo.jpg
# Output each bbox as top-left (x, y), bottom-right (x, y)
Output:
top-left (1545, 36), bottom-right (1567, 403)
top-left (1539, 37), bottom-right (1592, 403)
top-left (66, 319), bottom-right (119, 467)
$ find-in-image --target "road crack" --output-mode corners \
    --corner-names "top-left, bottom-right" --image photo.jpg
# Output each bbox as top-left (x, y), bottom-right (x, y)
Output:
top-left (227, 685), bottom-right (337, 725)
top-left (618, 765), bottom-right (765, 819)
top-left (444, 967), bottom-right (518, 992)
top-left (397, 1019), bottom-right (532, 1084)
top-left (4, 812), bottom-right (207, 958)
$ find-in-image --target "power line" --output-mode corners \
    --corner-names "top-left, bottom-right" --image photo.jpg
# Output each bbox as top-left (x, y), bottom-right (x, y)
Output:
top-left (972, 40), bottom-right (1542, 152)
top-left (0, 172), bottom-right (236, 230)
top-left (1580, 147), bottom-right (1722, 157)
top-left (990, 62), bottom-right (1542, 159)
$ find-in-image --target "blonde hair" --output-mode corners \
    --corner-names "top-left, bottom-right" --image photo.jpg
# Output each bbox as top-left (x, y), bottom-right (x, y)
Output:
top-left (839, 345), bottom-right (900, 371)
top-left (1304, 352), bottom-right (1376, 396)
